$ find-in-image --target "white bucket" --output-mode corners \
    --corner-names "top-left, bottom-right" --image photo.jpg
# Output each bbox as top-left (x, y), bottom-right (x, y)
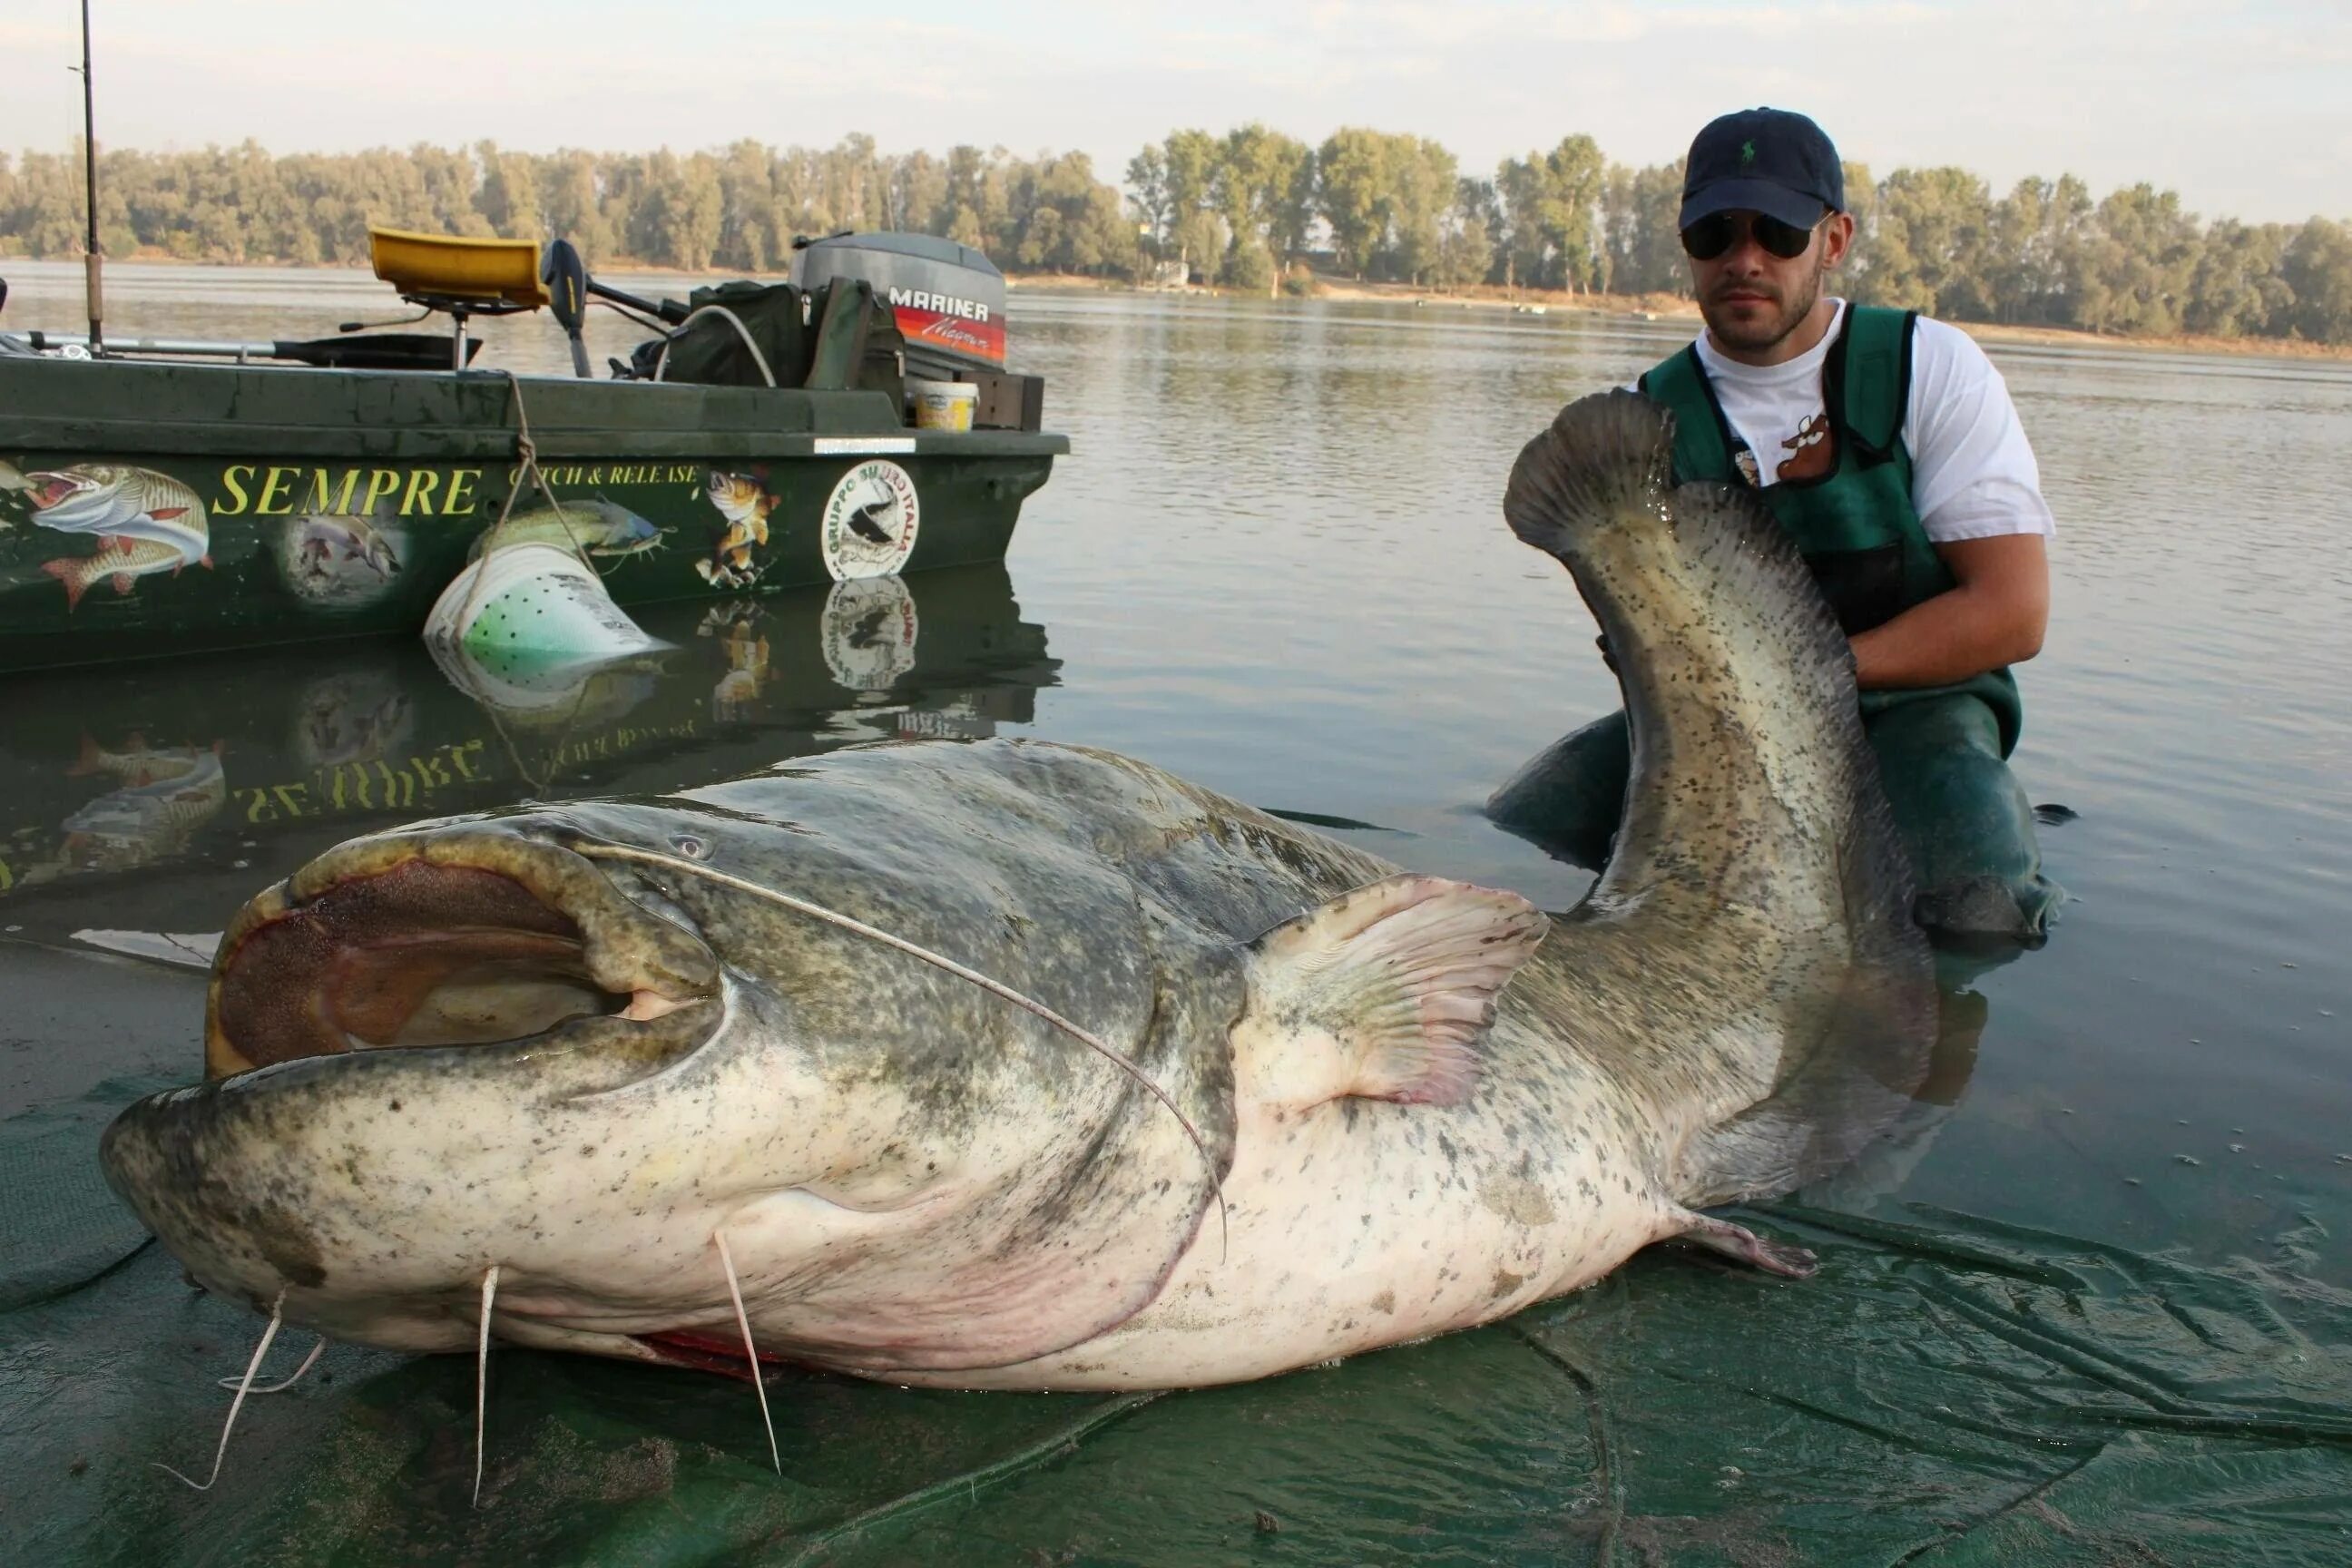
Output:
top-left (908, 377), bottom-right (977, 432)
top-left (424, 543), bottom-right (666, 666)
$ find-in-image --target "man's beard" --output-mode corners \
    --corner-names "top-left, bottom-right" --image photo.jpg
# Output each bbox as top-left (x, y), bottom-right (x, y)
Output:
top-left (1700, 262), bottom-right (1826, 355)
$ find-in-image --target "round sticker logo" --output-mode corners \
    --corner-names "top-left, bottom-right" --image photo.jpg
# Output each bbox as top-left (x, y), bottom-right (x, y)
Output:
top-left (820, 574), bottom-right (918, 691)
top-left (820, 460), bottom-right (920, 581)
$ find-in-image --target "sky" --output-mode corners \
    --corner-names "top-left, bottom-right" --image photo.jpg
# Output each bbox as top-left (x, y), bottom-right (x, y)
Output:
top-left (2, 0), bottom-right (2347, 226)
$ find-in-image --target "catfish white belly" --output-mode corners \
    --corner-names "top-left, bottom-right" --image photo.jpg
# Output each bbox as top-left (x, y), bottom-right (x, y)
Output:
top-left (941, 1062), bottom-right (1671, 1390)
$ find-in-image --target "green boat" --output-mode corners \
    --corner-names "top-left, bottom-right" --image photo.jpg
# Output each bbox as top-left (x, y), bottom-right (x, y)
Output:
top-left (0, 229), bottom-right (1067, 672)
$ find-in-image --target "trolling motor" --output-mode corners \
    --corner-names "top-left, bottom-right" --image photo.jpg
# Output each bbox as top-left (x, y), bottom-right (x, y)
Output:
top-left (539, 239), bottom-right (693, 379)
top-left (541, 240), bottom-right (592, 378)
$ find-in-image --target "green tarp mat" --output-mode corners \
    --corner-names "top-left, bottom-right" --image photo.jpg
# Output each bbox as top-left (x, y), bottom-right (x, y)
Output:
top-left (6, 1059), bottom-right (2348, 1564)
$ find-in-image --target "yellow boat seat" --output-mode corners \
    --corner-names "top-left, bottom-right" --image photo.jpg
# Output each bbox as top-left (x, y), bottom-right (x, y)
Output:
top-left (368, 227), bottom-right (548, 310)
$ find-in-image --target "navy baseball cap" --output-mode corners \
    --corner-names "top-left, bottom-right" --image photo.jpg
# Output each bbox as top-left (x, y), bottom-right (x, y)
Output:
top-left (1680, 108), bottom-right (1845, 231)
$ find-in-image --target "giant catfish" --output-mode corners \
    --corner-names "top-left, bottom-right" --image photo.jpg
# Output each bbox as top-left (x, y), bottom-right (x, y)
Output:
top-left (101, 390), bottom-right (1934, 1400)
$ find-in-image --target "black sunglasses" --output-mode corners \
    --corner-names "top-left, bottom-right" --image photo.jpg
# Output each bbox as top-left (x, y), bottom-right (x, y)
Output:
top-left (1680, 211), bottom-right (1824, 262)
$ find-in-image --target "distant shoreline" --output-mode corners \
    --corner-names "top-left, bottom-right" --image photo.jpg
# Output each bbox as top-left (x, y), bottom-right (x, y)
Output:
top-left (8, 250), bottom-right (2347, 366)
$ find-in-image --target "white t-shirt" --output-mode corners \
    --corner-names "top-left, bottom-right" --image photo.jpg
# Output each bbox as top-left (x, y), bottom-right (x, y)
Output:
top-left (1649, 300), bottom-right (2054, 543)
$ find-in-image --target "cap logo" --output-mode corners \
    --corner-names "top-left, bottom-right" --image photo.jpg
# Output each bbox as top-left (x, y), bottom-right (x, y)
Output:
top-left (1740, 140), bottom-right (1757, 166)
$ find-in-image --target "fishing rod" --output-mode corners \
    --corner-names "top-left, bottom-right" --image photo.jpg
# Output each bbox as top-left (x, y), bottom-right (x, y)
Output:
top-left (72, 0), bottom-right (103, 352)
top-left (15, 329), bottom-right (474, 369)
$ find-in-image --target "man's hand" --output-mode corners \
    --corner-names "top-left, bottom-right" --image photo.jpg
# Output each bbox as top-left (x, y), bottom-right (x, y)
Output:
top-left (1850, 534), bottom-right (2048, 690)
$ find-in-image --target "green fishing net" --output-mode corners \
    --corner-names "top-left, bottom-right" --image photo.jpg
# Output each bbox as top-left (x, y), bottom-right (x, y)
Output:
top-left (5, 952), bottom-right (2347, 1567)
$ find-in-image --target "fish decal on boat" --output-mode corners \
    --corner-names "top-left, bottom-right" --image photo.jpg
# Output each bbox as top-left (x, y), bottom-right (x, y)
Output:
top-left (0, 460), bottom-right (22, 532)
top-left (295, 514), bottom-right (401, 581)
top-left (494, 498), bottom-right (669, 560)
top-left (697, 471), bottom-right (777, 588)
top-left (98, 392), bottom-right (1934, 1481)
top-left (44, 536), bottom-right (204, 611)
top-left (272, 507), bottom-right (410, 609)
top-left (821, 460), bottom-right (920, 580)
top-left (17, 463), bottom-right (212, 606)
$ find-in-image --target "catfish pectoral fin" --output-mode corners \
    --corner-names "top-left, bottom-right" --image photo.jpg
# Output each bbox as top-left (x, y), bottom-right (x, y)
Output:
top-left (1237, 874), bottom-right (1548, 1111)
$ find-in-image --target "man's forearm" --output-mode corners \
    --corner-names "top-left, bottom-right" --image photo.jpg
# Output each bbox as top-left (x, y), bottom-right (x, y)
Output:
top-left (1848, 533), bottom-right (2049, 690)
top-left (1850, 583), bottom-right (2044, 689)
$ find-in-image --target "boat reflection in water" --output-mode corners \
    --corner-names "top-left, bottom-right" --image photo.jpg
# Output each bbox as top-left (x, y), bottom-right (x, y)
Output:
top-left (0, 561), bottom-right (1057, 946)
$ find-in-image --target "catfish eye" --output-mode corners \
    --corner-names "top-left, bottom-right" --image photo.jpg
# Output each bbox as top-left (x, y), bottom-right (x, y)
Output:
top-left (670, 834), bottom-right (710, 861)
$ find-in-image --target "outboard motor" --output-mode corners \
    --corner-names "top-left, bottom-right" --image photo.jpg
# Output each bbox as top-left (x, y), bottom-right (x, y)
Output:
top-left (789, 232), bottom-right (1006, 385)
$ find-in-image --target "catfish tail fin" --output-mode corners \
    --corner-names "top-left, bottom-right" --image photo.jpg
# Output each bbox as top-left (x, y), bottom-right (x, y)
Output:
top-left (1502, 390), bottom-right (1936, 1207)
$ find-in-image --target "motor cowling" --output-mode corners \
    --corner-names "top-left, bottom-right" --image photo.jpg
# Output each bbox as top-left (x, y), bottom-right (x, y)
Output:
top-left (789, 232), bottom-right (1007, 383)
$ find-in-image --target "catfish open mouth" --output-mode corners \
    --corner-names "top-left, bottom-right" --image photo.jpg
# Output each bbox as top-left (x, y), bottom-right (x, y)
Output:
top-left (204, 830), bottom-right (720, 1078)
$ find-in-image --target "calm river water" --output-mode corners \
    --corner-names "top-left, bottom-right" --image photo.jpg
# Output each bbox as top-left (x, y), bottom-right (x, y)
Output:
top-left (3, 260), bottom-right (2347, 1563)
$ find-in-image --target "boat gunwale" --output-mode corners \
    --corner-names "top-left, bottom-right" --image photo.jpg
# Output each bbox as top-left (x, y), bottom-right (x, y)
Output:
top-left (0, 358), bottom-right (1070, 460)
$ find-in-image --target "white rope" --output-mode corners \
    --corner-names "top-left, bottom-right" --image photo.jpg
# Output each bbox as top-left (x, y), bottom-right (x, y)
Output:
top-left (447, 373), bottom-right (596, 645)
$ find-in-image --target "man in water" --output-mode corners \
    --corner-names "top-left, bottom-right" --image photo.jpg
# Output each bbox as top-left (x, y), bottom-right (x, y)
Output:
top-left (1489, 106), bottom-right (2062, 943)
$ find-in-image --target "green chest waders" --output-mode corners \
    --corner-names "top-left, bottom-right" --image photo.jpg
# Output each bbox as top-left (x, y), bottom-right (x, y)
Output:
top-left (1637, 305), bottom-right (2023, 755)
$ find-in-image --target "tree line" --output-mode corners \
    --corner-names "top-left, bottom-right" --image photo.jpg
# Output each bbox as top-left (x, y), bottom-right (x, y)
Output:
top-left (3, 131), bottom-right (2347, 345)
top-left (0, 138), bottom-right (1132, 280)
